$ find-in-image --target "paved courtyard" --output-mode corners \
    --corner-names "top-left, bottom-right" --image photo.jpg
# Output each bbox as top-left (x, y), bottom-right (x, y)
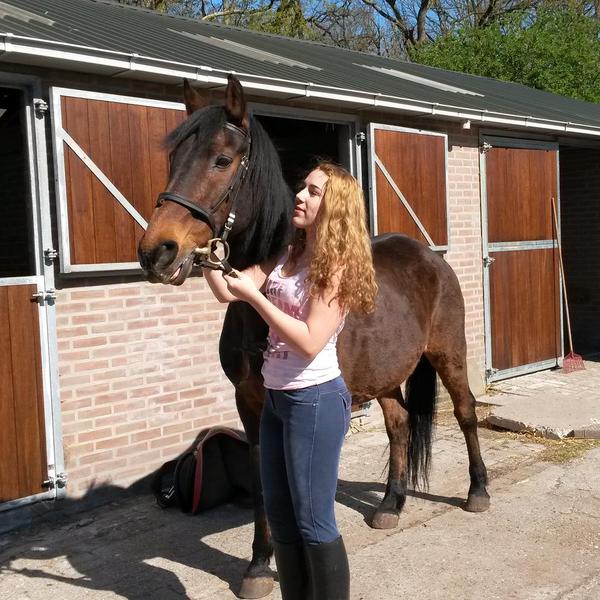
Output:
top-left (1, 365), bottom-right (600, 599)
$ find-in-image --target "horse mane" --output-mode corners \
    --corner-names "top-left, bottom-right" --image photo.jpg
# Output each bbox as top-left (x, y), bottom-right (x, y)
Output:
top-left (167, 106), bottom-right (294, 270)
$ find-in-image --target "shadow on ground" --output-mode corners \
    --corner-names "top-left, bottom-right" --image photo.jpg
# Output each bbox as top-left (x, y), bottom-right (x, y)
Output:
top-left (336, 479), bottom-right (464, 524)
top-left (0, 476), bottom-right (257, 599)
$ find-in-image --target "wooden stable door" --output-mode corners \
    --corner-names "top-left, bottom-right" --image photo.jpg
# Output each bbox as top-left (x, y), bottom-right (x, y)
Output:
top-left (368, 124), bottom-right (448, 249)
top-left (483, 140), bottom-right (561, 380)
top-left (53, 89), bottom-right (186, 273)
top-left (0, 86), bottom-right (53, 506)
top-left (0, 283), bottom-right (48, 503)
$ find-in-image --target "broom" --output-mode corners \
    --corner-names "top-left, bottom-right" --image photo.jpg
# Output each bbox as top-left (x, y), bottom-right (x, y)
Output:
top-left (551, 197), bottom-right (585, 373)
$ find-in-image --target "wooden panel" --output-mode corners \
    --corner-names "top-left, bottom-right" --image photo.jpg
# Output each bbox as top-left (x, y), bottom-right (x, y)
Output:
top-left (147, 107), bottom-right (170, 216)
top-left (128, 105), bottom-right (155, 246)
top-left (0, 287), bottom-right (19, 501)
top-left (487, 147), bottom-right (557, 243)
top-left (374, 129), bottom-right (447, 246)
top-left (489, 249), bottom-right (561, 371)
top-left (86, 98), bottom-right (117, 263)
top-left (60, 96), bottom-right (186, 266)
top-left (165, 108), bottom-right (186, 136)
top-left (375, 167), bottom-right (428, 244)
top-left (0, 285), bottom-right (47, 502)
top-left (107, 102), bottom-right (136, 262)
top-left (62, 97), bottom-right (96, 265)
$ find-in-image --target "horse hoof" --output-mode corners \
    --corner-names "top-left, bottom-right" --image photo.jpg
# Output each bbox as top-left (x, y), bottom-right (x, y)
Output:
top-left (371, 510), bottom-right (399, 529)
top-left (238, 575), bottom-right (273, 599)
top-left (464, 492), bottom-right (490, 513)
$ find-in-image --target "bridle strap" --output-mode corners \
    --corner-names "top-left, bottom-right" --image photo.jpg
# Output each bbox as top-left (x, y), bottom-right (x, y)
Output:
top-left (157, 191), bottom-right (217, 234)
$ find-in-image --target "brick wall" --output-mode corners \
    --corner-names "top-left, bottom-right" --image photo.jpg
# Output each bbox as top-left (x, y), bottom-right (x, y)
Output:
top-left (444, 126), bottom-right (486, 386)
top-left (559, 148), bottom-right (600, 355)
top-left (56, 278), bottom-right (239, 497)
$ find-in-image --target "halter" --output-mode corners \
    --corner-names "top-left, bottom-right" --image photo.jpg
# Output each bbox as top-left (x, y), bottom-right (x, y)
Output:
top-left (156, 122), bottom-right (251, 273)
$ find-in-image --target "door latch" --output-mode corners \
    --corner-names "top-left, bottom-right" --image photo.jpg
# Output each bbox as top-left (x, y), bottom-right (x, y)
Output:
top-left (32, 289), bottom-right (57, 303)
top-left (355, 132), bottom-right (366, 144)
top-left (42, 472), bottom-right (68, 489)
top-left (480, 141), bottom-right (493, 154)
top-left (485, 367), bottom-right (499, 379)
top-left (44, 248), bottom-right (58, 261)
top-left (483, 256), bottom-right (495, 267)
top-left (34, 99), bottom-right (49, 118)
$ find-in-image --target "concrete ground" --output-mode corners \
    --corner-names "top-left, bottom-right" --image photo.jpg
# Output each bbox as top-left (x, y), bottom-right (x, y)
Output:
top-left (2, 381), bottom-right (600, 600)
top-left (481, 359), bottom-right (600, 439)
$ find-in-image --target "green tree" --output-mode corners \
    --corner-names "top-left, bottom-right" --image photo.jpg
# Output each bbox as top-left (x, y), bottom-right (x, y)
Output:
top-left (410, 7), bottom-right (600, 102)
top-left (248, 0), bottom-right (314, 39)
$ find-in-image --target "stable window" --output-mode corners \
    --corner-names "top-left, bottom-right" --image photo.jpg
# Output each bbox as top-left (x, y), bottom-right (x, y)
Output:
top-left (0, 88), bottom-right (35, 277)
top-left (50, 88), bottom-right (186, 273)
top-left (367, 123), bottom-right (448, 251)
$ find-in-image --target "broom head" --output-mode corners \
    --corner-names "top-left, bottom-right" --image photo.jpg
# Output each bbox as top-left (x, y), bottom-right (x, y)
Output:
top-left (562, 352), bottom-right (585, 373)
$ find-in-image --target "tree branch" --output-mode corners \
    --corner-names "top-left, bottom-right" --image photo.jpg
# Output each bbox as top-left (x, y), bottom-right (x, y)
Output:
top-left (202, 0), bottom-right (276, 22)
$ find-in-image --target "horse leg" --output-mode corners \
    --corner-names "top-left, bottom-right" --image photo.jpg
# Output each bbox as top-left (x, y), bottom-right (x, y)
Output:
top-left (371, 390), bottom-right (409, 530)
top-left (235, 379), bottom-right (274, 599)
top-left (426, 351), bottom-right (490, 512)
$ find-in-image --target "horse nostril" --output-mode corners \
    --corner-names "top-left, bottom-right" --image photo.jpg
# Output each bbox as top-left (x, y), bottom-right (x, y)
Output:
top-left (153, 240), bottom-right (179, 269)
top-left (138, 248), bottom-right (151, 272)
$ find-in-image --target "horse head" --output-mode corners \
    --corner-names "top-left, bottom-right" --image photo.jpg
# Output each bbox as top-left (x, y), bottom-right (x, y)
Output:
top-left (139, 75), bottom-right (290, 285)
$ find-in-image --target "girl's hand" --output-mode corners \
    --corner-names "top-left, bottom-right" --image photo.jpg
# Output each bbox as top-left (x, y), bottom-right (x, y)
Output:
top-left (223, 270), bottom-right (261, 302)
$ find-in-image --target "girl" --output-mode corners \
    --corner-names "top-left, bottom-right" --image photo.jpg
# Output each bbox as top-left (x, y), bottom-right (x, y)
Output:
top-left (203, 162), bottom-right (377, 600)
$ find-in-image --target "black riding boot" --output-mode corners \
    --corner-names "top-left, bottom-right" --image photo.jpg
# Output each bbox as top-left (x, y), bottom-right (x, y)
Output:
top-left (304, 536), bottom-right (350, 600)
top-left (273, 540), bottom-right (309, 600)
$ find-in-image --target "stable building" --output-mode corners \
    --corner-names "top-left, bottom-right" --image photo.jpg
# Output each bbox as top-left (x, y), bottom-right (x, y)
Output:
top-left (1, 0), bottom-right (599, 522)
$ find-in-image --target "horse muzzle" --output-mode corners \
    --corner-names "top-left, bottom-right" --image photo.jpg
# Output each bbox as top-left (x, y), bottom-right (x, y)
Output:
top-left (138, 240), bottom-right (196, 286)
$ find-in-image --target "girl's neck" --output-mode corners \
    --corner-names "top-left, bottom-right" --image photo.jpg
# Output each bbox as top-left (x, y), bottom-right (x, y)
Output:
top-left (304, 226), bottom-right (316, 253)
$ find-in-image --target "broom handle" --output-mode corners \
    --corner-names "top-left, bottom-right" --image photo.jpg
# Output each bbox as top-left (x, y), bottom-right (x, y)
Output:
top-left (551, 197), bottom-right (574, 354)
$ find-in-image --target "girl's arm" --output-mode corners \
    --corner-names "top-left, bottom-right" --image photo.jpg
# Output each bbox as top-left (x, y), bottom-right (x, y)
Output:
top-left (202, 254), bottom-right (281, 303)
top-left (223, 270), bottom-right (344, 360)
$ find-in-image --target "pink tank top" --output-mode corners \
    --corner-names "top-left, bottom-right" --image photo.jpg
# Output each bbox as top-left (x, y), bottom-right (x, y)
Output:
top-left (261, 253), bottom-right (344, 390)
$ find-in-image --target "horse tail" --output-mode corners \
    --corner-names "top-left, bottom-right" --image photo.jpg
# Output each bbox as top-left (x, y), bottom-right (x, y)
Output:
top-left (405, 354), bottom-right (437, 490)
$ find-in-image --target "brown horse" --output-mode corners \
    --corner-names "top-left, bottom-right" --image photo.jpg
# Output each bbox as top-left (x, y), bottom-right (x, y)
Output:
top-left (138, 76), bottom-right (489, 599)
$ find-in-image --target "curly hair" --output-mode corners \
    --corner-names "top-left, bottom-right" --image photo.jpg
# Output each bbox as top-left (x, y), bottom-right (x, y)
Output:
top-left (289, 162), bottom-right (378, 314)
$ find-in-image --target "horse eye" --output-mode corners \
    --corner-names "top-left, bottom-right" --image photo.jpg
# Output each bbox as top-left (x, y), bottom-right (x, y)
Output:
top-left (215, 155), bottom-right (233, 169)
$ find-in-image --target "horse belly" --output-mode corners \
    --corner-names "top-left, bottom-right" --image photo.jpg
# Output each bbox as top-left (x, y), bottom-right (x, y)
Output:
top-left (337, 310), bottom-right (425, 401)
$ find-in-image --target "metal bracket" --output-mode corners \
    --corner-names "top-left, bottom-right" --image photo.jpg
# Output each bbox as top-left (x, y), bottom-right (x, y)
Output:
top-left (483, 256), bottom-right (495, 267)
top-left (355, 131), bottom-right (366, 145)
top-left (485, 367), bottom-right (499, 379)
top-left (480, 141), bottom-right (493, 155)
top-left (44, 248), bottom-right (58, 261)
top-left (32, 288), bottom-right (57, 304)
top-left (34, 99), bottom-right (49, 118)
top-left (42, 472), bottom-right (68, 490)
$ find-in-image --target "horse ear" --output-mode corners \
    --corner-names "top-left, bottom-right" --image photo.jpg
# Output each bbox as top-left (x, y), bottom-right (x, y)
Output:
top-left (225, 74), bottom-right (248, 128)
top-left (183, 79), bottom-right (209, 115)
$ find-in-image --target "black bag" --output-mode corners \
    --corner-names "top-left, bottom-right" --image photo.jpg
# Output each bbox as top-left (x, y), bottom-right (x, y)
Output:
top-left (151, 427), bottom-right (252, 513)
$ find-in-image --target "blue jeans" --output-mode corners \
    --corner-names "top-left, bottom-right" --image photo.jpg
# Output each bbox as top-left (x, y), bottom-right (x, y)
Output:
top-left (260, 376), bottom-right (352, 545)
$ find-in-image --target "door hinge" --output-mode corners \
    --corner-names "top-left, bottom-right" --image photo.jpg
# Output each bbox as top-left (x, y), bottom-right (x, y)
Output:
top-left (44, 247), bottom-right (58, 262)
top-left (483, 256), bottom-right (495, 267)
top-left (34, 99), bottom-right (49, 118)
top-left (42, 472), bottom-right (68, 490)
top-left (355, 131), bottom-right (366, 145)
top-left (480, 141), bottom-right (493, 155)
top-left (32, 288), bottom-right (57, 304)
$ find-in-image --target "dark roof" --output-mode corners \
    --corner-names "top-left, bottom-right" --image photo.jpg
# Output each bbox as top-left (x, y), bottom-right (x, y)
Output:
top-left (2, 0), bottom-right (600, 137)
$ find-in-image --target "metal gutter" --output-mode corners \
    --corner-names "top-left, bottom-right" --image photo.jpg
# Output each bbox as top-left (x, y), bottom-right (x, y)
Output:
top-left (2, 32), bottom-right (600, 138)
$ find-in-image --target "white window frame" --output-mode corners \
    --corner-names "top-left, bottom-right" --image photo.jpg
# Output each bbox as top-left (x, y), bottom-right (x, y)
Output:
top-left (367, 123), bottom-right (449, 252)
top-left (50, 87), bottom-right (185, 274)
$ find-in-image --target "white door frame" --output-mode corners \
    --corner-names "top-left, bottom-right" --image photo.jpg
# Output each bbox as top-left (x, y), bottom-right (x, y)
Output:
top-left (0, 72), bottom-right (65, 510)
